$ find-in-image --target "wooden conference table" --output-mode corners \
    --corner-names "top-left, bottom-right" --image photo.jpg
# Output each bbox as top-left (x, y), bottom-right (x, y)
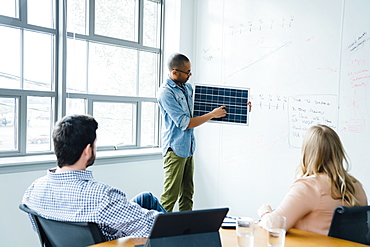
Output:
top-left (90, 226), bottom-right (368, 247)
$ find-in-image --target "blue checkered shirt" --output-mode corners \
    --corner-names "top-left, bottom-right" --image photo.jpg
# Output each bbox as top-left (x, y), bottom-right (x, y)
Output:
top-left (22, 169), bottom-right (159, 241)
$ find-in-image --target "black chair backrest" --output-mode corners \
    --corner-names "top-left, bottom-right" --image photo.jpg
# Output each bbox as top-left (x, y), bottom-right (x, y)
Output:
top-left (328, 205), bottom-right (370, 245)
top-left (19, 204), bottom-right (106, 247)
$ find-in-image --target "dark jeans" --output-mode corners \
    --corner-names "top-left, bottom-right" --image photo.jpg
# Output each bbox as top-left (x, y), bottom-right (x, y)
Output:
top-left (131, 192), bottom-right (167, 213)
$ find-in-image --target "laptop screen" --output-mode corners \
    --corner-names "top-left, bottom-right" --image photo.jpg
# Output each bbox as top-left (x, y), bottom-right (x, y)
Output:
top-left (148, 207), bottom-right (229, 239)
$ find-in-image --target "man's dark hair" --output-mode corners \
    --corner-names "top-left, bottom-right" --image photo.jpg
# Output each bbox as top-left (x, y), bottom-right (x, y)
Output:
top-left (167, 53), bottom-right (190, 71)
top-left (52, 114), bottom-right (98, 167)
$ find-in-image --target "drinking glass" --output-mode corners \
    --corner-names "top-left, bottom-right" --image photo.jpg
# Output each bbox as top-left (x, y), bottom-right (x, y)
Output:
top-left (236, 217), bottom-right (254, 247)
top-left (266, 215), bottom-right (286, 247)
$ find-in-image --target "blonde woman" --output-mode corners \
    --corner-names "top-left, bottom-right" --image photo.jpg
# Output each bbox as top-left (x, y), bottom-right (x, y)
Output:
top-left (258, 124), bottom-right (368, 235)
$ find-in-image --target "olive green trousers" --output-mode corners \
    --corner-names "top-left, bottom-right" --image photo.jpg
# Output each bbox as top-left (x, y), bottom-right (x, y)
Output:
top-left (160, 151), bottom-right (194, 212)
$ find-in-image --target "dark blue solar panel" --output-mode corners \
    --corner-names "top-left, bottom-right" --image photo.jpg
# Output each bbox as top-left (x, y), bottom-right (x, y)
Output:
top-left (193, 85), bottom-right (249, 125)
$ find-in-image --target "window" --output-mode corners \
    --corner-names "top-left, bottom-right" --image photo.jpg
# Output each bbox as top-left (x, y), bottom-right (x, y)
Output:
top-left (0, 97), bottom-right (17, 151)
top-left (0, 0), bottom-right (163, 157)
top-left (0, 1), bottom-right (18, 18)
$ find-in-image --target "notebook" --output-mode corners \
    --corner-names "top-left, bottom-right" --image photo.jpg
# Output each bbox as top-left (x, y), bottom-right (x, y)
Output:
top-left (139, 207), bottom-right (229, 247)
top-left (221, 215), bottom-right (237, 229)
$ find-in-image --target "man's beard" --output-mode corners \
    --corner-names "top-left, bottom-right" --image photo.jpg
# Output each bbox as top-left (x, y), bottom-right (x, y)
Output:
top-left (86, 149), bottom-right (96, 168)
top-left (174, 77), bottom-right (189, 85)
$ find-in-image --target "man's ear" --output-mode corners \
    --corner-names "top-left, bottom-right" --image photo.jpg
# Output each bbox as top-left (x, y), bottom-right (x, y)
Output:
top-left (82, 143), bottom-right (91, 157)
top-left (170, 69), bottom-right (177, 77)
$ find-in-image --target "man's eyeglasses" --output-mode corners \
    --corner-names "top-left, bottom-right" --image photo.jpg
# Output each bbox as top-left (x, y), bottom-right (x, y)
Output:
top-left (173, 68), bottom-right (192, 76)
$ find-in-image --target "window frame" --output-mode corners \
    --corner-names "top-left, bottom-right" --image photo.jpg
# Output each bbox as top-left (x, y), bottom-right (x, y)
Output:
top-left (0, 0), bottom-right (164, 160)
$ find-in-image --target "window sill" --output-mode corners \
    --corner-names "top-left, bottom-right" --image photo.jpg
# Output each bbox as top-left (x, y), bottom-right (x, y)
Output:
top-left (0, 148), bottom-right (162, 174)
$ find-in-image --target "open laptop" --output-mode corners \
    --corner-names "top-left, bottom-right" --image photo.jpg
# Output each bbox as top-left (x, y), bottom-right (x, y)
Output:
top-left (140, 207), bottom-right (229, 247)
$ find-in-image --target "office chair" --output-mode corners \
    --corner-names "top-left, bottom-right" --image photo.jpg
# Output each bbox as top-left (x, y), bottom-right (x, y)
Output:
top-left (19, 204), bottom-right (106, 247)
top-left (328, 205), bottom-right (370, 245)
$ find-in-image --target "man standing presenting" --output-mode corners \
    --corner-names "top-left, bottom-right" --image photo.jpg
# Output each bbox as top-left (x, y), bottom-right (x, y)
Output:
top-left (157, 53), bottom-right (227, 212)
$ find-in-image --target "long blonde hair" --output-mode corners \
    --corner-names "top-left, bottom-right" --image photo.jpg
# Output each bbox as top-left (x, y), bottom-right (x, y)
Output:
top-left (297, 124), bottom-right (360, 206)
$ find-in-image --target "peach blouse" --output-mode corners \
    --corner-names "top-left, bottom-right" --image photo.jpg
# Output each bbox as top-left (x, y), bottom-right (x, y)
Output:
top-left (263, 174), bottom-right (368, 235)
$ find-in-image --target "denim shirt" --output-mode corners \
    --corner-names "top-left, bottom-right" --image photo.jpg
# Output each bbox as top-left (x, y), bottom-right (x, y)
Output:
top-left (157, 78), bottom-right (195, 158)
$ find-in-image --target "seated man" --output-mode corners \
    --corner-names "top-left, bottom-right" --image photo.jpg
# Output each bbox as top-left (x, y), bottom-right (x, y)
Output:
top-left (22, 114), bottom-right (165, 241)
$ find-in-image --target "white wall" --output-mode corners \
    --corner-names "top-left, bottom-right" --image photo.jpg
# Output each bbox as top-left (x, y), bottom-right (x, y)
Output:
top-left (191, 0), bottom-right (370, 220)
top-left (162, 0), bottom-right (196, 75)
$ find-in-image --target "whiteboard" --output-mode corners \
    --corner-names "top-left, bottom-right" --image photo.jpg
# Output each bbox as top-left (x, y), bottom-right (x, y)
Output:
top-left (192, 0), bottom-right (370, 217)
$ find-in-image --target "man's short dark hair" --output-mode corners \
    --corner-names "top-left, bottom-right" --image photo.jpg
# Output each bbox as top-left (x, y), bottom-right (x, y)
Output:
top-left (167, 53), bottom-right (190, 71)
top-left (53, 114), bottom-right (98, 167)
